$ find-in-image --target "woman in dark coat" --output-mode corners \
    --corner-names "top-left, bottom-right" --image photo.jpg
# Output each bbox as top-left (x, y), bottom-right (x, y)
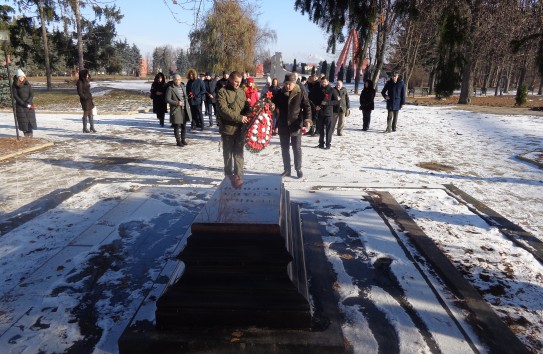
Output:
top-left (359, 79), bottom-right (376, 131)
top-left (150, 72), bottom-right (168, 127)
top-left (165, 74), bottom-right (193, 147)
top-left (12, 69), bottom-right (37, 137)
top-left (76, 69), bottom-right (96, 133)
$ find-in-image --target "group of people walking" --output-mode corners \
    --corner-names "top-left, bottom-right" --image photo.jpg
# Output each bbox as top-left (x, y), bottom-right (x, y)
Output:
top-left (11, 66), bottom-right (405, 189)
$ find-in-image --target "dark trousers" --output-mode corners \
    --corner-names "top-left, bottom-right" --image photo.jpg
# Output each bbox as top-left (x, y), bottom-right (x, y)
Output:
top-left (386, 110), bottom-right (399, 132)
top-left (205, 100), bottom-right (214, 126)
top-left (221, 132), bottom-right (245, 176)
top-left (173, 123), bottom-right (186, 143)
top-left (156, 112), bottom-right (165, 126)
top-left (362, 110), bottom-right (372, 130)
top-left (279, 134), bottom-right (302, 173)
top-left (190, 104), bottom-right (204, 129)
top-left (318, 115), bottom-right (333, 147)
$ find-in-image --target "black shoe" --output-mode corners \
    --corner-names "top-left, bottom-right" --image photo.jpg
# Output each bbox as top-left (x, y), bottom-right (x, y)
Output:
top-left (181, 140), bottom-right (188, 146)
top-left (176, 141), bottom-right (183, 147)
top-left (318, 145), bottom-right (324, 149)
top-left (325, 145), bottom-right (331, 149)
top-left (83, 127), bottom-right (90, 133)
top-left (281, 170), bottom-right (291, 177)
top-left (296, 170), bottom-right (303, 178)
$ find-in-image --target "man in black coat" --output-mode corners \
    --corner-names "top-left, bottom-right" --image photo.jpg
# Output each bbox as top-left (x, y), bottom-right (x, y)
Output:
top-left (306, 74), bottom-right (321, 136)
top-left (381, 71), bottom-right (405, 132)
top-left (272, 73), bottom-right (312, 179)
top-left (315, 76), bottom-right (339, 149)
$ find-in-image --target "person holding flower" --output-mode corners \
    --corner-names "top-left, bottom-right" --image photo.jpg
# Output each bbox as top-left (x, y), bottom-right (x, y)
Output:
top-left (272, 73), bottom-right (312, 179)
top-left (12, 69), bottom-right (37, 137)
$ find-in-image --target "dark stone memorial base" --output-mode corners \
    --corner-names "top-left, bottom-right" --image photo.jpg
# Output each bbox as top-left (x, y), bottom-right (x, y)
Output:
top-left (119, 175), bottom-right (346, 353)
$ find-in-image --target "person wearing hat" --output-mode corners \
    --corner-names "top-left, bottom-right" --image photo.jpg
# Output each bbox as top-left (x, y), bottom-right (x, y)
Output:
top-left (77, 68), bottom-right (96, 133)
top-left (205, 73), bottom-right (218, 126)
top-left (12, 69), bottom-right (37, 137)
top-left (150, 72), bottom-right (168, 127)
top-left (272, 73), bottom-right (312, 178)
top-left (381, 71), bottom-right (405, 132)
top-left (245, 77), bottom-right (259, 107)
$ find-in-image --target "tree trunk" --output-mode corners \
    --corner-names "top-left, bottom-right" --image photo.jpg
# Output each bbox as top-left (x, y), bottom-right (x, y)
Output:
top-left (458, 44), bottom-right (474, 104)
top-left (38, 0), bottom-right (52, 90)
top-left (427, 67), bottom-right (435, 95)
top-left (74, 0), bottom-right (84, 70)
top-left (493, 65), bottom-right (501, 96)
top-left (516, 57), bottom-right (527, 97)
top-left (504, 64), bottom-right (513, 93)
top-left (371, 23), bottom-right (388, 92)
top-left (538, 75), bottom-right (543, 95)
top-left (354, 29), bottom-right (372, 94)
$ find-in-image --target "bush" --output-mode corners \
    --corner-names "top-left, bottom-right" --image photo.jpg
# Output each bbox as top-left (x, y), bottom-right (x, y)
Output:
top-left (515, 84), bottom-right (528, 106)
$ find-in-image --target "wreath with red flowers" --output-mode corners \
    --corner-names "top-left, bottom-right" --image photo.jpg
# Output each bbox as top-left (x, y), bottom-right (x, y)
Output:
top-left (244, 91), bottom-right (274, 153)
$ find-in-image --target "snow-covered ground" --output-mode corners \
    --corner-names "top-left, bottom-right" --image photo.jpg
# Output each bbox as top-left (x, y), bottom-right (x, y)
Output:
top-left (0, 81), bottom-right (542, 353)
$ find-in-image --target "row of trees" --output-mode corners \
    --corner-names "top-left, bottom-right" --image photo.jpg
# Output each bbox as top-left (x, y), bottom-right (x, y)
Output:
top-left (1, 1), bottom-right (141, 92)
top-left (295, 0), bottom-right (543, 101)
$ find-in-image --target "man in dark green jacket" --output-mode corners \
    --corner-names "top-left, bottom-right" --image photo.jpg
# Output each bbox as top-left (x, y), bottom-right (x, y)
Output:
top-left (216, 71), bottom-right (250, 188)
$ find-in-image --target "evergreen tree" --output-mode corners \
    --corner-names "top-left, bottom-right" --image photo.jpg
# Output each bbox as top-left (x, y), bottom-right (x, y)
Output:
top-left (346, 60), bottom-right (353, 83)
top-left (337, 64), bottom-right (345, 82)
top-left (434, 3), bottom-right (467, 98)
top-left (292, 58), bottom-right (297, 72)
top-left (320, 60), bottom-right (328, 77)
top-left (329, 61), bottom-right (336, 82)
top-left (300, 62), bottom-right (307, 75)
top-left (176, 48), bottom-right (190, 76)
top-left (0, 48), bottom-right (12, 107)
top-left (0, 5), bottom-right (14, 107)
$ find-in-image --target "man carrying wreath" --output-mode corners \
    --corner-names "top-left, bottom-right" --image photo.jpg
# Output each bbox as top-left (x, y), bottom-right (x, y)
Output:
top-left (217, 71), bottom-right (251, 188)
top-left (272, 73), bottom-right (312, 179)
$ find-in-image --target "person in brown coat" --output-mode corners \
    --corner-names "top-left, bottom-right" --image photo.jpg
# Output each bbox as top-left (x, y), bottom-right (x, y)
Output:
top-left (76, 69), bottom-right (96, 133)
top-left (216, 71), bottom-right (251, 188)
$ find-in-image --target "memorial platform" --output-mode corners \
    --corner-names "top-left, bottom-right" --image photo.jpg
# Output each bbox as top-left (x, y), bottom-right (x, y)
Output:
top-left (119, 175), bottom-right (347, 353)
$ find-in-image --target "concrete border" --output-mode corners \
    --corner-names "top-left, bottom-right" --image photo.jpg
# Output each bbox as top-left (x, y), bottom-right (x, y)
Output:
top-left (0, 141), bottom-right (54, 162)
top-left (444, 184), bottom-right (543, 264)
top-left (516, 151), bottom-right (543, 169)
top-left (367, 191), bottom-right (530, 354)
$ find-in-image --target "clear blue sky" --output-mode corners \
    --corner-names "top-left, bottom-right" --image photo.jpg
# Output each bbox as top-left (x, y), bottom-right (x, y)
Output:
top-left (112, 0), bottom-right (339, 65)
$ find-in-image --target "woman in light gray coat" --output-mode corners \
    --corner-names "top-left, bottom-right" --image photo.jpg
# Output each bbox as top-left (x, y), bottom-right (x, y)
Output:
top-left (165, 74), bottom-right (192, 146)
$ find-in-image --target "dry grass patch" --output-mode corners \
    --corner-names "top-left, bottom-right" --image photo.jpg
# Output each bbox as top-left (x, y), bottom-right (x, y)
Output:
top-left (416, 161), bottom-right (456, 172)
